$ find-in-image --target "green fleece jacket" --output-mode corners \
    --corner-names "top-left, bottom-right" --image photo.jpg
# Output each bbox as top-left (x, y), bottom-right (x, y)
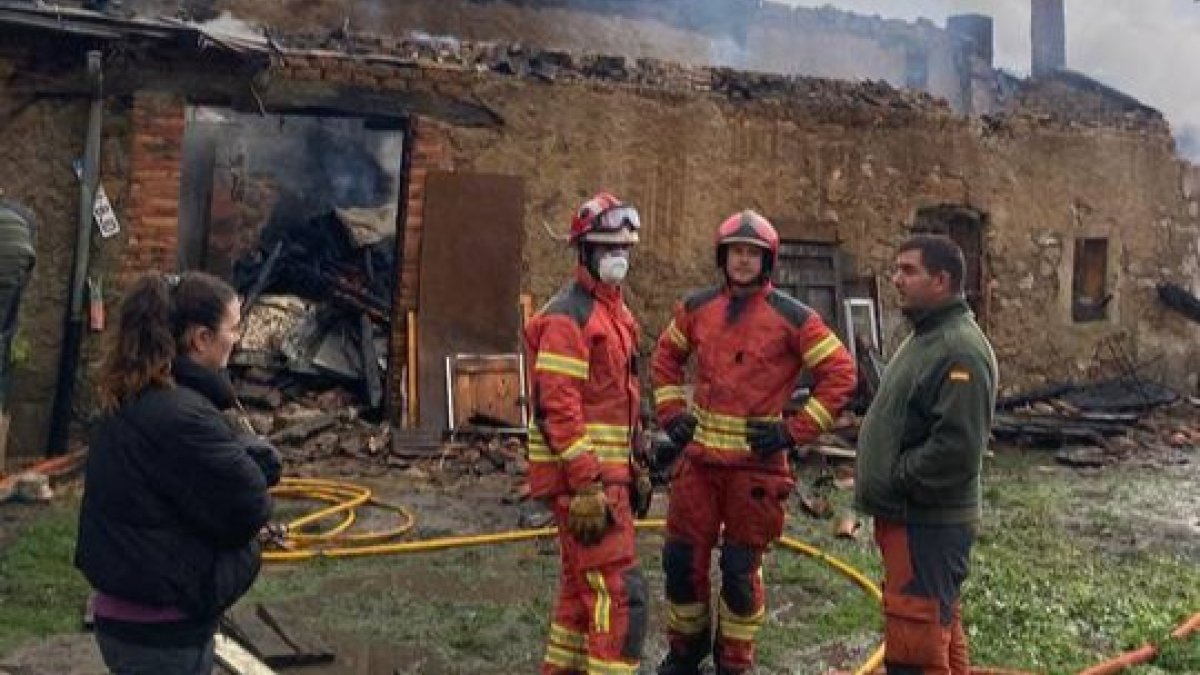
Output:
top-left (855, 299), bottom-right (997, 525)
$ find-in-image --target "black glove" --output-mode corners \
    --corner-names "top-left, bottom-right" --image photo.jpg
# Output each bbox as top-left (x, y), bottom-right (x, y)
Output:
top-left (630, 464), bottom-right (653, 519)
top-left (648, 439), bottom-right (682, 480)
top-left (746, 420), bottom-right (793, 457)
top-left (663, 413), bottom-right (698, 448)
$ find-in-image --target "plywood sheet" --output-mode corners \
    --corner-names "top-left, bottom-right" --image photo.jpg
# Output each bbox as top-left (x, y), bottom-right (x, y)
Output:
top-left (416, 172), bottom-right (524, 432)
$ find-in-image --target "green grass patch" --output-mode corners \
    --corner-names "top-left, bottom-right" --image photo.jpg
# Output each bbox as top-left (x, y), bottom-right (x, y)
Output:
top-left (0, 500), bottom-right (90, 657)
top-left (966, 465), bottom-right (1200, 674)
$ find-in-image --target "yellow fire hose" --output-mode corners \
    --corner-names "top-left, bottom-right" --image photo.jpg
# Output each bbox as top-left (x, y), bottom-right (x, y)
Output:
top-left (265, 477), bottom-right (885, 673)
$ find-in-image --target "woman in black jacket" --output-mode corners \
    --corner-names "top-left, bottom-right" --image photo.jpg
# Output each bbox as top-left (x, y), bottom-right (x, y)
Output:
top-left (75, 271), bottom-right (281, 675)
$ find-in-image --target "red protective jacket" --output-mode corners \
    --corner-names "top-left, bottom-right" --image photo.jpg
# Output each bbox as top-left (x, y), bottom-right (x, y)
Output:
top-left (525, 266), bottom-right (641, 498)
top-left (652, 283), bottom-right (856, 470)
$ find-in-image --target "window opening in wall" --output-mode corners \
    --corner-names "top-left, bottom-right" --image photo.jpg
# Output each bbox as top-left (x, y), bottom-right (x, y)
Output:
top-left (773, 241), bottom-right (848, 412)
top-left (912, 205), bottom-right (988, 326)
top-left (177, 106), bottom-right (407, 419)
top-left (1072, 237), bottom-right (1110, 323)
top-left (773, 241), bottom-right (843, 332)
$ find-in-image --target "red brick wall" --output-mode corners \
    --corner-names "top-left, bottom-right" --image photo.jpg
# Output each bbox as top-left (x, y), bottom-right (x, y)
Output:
top-left (398, 117), bottom-right (454, 312)
top-left (391, 116), bottom-right (454, 420)
top-left (121, 92), bottom-right (184, 284)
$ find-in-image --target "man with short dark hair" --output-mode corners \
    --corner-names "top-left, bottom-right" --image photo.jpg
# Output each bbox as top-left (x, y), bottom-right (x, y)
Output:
top-left (856, 234), bottom-right (997, 675)
top-left (652, 211), bottom-right (856, 675)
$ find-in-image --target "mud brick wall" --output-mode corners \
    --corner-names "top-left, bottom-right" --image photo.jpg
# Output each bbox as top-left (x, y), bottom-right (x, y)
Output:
top-left (386, 67), bottom-right (1200, 396)
top-left (0, 36), bottom-right (144, 462)
top-left (5, 19), bottom-right (1199, 443)
top-left (273, 45), bottom-right (1200, 408)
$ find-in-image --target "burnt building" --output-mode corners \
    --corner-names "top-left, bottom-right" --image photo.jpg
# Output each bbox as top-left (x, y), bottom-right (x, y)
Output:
top-left (0, 0), bottom-right (1198, 463)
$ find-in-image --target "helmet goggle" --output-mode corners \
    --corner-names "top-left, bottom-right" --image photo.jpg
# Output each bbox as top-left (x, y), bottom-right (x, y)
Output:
top-left (590, 205), bottom-right (641, 234)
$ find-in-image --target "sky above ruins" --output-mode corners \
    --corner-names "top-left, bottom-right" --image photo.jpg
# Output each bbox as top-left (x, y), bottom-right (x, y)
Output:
top-left (786, 0), bottom-right (1200, 159)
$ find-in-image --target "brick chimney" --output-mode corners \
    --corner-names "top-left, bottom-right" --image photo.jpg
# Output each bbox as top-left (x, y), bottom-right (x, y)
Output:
top-left (1031, 0), bottom-right (1065, 77)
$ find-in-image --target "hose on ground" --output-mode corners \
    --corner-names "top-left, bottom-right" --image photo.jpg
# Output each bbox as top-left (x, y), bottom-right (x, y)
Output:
top-left (264, 477), bottom-right (1197, 675)
top-left (265, 477), bottom-right (885, 673)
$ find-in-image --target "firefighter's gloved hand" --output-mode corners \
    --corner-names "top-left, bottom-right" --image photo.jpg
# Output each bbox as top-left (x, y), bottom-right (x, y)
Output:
top-left (631, 465), bottom-right (653, 519)
top-left (650, 439), bottom-right (684, 477)
top-left (747, 420), bottom-right (793, 457)
top-left (567, 482), bottom-right (611, 545)
top-left (663, 413), bottom-right (698, 447)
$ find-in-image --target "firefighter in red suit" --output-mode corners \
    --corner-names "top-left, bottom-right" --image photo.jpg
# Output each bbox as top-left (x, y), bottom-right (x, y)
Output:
top-left (525, 192), bottom-right (649, 675)
top-left (651, 211), bottom-right (857, 674)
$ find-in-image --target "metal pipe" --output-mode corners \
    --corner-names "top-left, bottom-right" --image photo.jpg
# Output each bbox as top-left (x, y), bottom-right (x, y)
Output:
top-left (48, 50), bottom-right (102, 455)
top-left (406, 309), bottom-right (418, 427)
top-left (444, 354), bottom-right (455, 433)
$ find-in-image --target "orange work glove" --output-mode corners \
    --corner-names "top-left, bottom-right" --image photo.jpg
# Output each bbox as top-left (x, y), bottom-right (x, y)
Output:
top-left (567, 481), bottom-right (610, 545)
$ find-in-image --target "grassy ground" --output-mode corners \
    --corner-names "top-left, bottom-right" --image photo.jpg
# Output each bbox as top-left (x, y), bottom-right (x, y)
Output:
top-left (1, 448), bottom-right (1197, 673)
top-left (0, 498), bottom-right (90, 657)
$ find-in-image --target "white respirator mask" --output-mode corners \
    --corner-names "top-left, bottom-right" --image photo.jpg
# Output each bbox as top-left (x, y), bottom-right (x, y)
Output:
top-left (597, 250), bottom-right (630, 284)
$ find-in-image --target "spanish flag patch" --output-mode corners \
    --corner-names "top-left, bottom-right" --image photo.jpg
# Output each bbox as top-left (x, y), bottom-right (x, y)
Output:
top-left (948, 366), bottom-right (971, 383)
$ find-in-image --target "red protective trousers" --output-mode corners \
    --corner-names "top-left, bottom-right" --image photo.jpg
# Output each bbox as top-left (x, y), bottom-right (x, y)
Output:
top-left (661, 458), bottom-right (794, 673)
top-left (874, 519), bottom-right (973, 675)
top-left (541, 484), bottom-right (647, 675)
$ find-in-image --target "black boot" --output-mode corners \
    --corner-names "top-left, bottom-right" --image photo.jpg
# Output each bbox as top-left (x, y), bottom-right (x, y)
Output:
top-left (657, 651), bottom-right (703, 675)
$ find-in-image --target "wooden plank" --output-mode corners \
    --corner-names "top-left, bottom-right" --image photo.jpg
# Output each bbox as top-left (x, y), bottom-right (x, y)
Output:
top-left (256, 604), bottom-right (336, 667)
top-left (220, 606), bottom-right (297, 667)
top-left (452, 356), bottom-right (524, 427)
top-left (214, 633), bottom-right (277, 675)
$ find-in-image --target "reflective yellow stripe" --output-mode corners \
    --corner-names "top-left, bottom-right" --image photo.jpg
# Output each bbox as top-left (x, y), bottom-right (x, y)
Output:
top-left (718, 598), bottom-right (766, 642)
top-left (803, 397), bottom-right (834, 431)
top-left (693, 406), bottom-right (781, 452)
top-left (667, 601), bottom-right (709, 635)
top-left (586, 571), bottom-right (611, 633)
top-left (587, 657), bottom-right (639, 674)
top-left (803, 334), bottom-right (843, 368)
top-left (591, 445), bottom-right (629, 462)
top-left (544, 643), bottom-right (587, 669)
top-left (527, 426), bottom-right (552, 461)
top-left (536, 352), bottom-right (589, 380)
top-left (587, 423), bottom-right (630, 462)
top-left (561, 437), bottom-right (589, 461)
top-left (527, 424), bottom-right (628, 464)
top-left (549, 622), bottom-right (587, 650)
top-left (586, 423), bottom-right (630, 443)
top-left (526, 426), bottom-right (591, 464)
top-left (696, 406), bottom-right (779, 430)
top-left (694, 427), bottom-right (749, 452)
top-left (654, 385), bottom-right (688, 406)
top-left (666, 320), bottom-right (688, 350)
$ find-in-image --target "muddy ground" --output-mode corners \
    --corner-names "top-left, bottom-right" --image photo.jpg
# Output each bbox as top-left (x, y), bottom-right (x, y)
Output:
top-left (1, 437), bottom-right (1197, 675)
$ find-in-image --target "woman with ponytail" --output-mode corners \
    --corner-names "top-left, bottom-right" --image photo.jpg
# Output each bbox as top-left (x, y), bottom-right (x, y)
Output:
top-left (75, 271), bottom-right (281, 675)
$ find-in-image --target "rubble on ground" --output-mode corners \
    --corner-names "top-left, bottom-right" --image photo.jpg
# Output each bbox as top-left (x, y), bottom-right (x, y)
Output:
top-left (230, 204), bottom-right (396, 416)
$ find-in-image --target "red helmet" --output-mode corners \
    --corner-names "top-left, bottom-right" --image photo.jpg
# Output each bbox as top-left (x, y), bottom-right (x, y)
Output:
top-left (569, 192), bottom-right (641, 245)
top-left (716, 210), bottom-right (779, 271)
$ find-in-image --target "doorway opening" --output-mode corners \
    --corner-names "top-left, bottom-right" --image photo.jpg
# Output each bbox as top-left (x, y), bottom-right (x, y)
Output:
top-left (177, 107), bottom-right (407, 418)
